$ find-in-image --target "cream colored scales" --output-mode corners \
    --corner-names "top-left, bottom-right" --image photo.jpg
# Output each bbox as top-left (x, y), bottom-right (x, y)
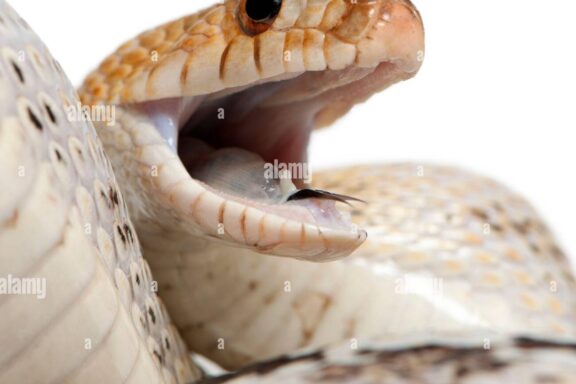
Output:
top-left (1, 0), bottom-right (576, 383)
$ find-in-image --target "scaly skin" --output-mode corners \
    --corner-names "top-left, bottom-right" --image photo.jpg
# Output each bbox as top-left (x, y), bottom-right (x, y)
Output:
top-left (147, 165), bottom-right (576, 369)
top-left (76, 0), bottom-right (576, 373)
top-left (77, 0), bottom-right (430, 368)
top-left (199, 336), bottom-right (576, 383)
top-left (79, 0), bottom-right (425, 262)
top-left (0, 2), bottom-right (201, 383)
top-left (2, 1), bottom-right (576, 383)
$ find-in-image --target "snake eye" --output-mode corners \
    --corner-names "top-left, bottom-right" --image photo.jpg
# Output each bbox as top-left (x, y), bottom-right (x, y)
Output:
top-left (246, 0), bottom-right (282, 22)
top-left (240, 0), bottom-right (282, 35)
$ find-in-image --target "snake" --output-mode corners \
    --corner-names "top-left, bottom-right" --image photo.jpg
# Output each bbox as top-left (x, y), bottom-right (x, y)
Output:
top-left (2, 0), bottom-right (576, 382)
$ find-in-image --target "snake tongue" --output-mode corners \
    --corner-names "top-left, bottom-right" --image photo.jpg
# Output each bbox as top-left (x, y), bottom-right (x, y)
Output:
top-left (286, 189), bottom-right (367, 206)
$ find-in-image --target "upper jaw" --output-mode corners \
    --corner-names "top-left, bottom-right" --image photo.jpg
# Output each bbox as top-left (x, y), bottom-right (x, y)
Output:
top-left (79, 0), bottom-right (424, 106)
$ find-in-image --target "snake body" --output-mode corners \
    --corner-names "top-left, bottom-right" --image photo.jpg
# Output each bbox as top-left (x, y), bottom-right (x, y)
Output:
top-left (0, 3), bottom-right (200, 382)
top-left (2, 0), bottom-right (576, 383)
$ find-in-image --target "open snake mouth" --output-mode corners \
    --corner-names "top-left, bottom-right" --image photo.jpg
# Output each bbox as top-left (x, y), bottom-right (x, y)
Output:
top-left (84, 0), bottom-right (425, 259)
top-left (129, 61), bottom-right (405, 242)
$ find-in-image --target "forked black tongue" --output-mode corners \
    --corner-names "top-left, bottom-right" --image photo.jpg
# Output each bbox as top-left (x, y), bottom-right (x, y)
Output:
top-left (286, 189), bottom-right (367, 206)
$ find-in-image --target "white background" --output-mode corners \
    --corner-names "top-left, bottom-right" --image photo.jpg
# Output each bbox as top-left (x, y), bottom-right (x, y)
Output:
top-left (13, 1), bottom-right (576, 258)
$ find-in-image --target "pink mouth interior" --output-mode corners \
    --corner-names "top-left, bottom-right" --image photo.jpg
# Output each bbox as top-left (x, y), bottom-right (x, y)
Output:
top-left (126, 62), bottom-right (403, 229)
top-left (179, 81), bottom-right (314, 173)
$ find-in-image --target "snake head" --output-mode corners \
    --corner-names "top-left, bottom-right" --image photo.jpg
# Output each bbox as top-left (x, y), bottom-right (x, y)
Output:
top-left (79, 0), bottom-right (424, 261)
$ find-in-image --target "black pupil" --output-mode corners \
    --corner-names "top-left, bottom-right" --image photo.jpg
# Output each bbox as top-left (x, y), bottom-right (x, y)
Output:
top-left (245, 0), bottom-right (282, 22)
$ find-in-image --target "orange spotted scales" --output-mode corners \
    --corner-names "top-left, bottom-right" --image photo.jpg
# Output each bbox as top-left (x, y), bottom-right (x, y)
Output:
top-left (2, 0), bottom-right (576, 383)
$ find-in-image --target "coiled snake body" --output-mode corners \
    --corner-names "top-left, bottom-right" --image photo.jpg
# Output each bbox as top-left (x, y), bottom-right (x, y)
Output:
top-left (2, 0), bottom-right (576, 383)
